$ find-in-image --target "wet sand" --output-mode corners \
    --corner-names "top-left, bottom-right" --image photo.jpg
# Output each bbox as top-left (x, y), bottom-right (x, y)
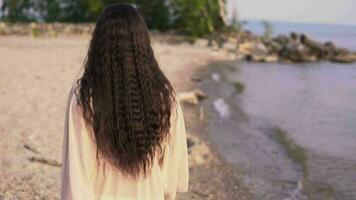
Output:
top-left (0, 36), bottom-right (249, 199)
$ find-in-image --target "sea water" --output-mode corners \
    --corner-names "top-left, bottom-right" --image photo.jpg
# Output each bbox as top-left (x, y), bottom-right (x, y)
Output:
top-left (200, 22), bottom-right (356, 200)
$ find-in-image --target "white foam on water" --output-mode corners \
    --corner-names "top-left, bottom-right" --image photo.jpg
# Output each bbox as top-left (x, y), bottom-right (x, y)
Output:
top-left (283, 181), bottom-right (307, 200)
top-left (213, 98), bottom-right (230, 118)
top-left (211, 73), bottom-right (220, 82)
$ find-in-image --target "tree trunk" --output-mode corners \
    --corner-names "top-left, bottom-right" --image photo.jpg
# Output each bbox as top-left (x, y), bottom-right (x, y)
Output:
top-left (217, 0), bottom-right (228, 26)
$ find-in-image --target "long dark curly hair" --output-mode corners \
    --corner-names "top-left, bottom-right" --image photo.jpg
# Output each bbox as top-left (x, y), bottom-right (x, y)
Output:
top-left (74, 4), bottom-right (176, 179)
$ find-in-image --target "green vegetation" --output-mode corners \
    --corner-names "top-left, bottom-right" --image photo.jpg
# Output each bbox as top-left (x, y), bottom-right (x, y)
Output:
top-left (312, 184), bottom-right (336, 197)
top-left (1, 0), bottom-right (228, 36)
top-left (233, 82), bottom-right (245, 94)
top-left (271, 127), bottom-right (308, 176)
top-left (230, 3), bottom-right (241, 31)
top-left (0, 0), bottom-right (37, 22)
top-left (262, 20), bottom-right (273, 40)
top-left (135, 0), bottom-right (170, 30)
top-left (0, 0), bottom-right (136, 22)
top-left (271, 127), bottom-right (339, 199)
top-left (173, 0), bottom-right (227, 37)
top-left (30, 24), bottom-right (40, 37)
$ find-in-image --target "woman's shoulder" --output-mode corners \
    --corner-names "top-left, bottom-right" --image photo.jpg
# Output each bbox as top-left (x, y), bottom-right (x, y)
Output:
top-left (66, 85), bottom-right (82, 118)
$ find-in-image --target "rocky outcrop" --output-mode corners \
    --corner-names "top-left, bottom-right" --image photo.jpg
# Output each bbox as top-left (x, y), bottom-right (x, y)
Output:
top-left (203, 30), bottom-right (356, 64)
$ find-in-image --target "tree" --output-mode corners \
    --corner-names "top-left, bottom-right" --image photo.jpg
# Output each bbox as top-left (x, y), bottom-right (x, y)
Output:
top-left (1, 0), bottom-right (230, 37)
top-left (230, 1), bottom-right (241, 30)
top-left (85, 0), bottom-right (135, 21)
top-left (136, 0), bottom-right (171, 30)
top-left (1, 0), bottom-right (68, 22)
top-left (262, 20), bottom-right (273, 40)
top-left (1, 0), bottom-right (37, 22)
top-left (172, 0), bottom-right (227, 37)
top-left (33, 0), bottom-right (61, 22)
top-left (57, 0), bottom-right (135, 22)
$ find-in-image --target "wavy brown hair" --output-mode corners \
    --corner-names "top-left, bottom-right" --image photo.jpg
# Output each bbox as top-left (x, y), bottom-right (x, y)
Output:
top-left (74, 4), bottom-right (175, 179)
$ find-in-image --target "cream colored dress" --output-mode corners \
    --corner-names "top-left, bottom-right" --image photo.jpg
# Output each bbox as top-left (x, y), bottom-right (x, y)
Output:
top-left (60, 87), bottom-right (189, 200)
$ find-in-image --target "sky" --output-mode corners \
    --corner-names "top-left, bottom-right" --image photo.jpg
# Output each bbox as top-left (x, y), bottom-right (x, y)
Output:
top-left (0, 0), bottom-right (355, 25)
top-left (227, 0), bottom-right (356, 25)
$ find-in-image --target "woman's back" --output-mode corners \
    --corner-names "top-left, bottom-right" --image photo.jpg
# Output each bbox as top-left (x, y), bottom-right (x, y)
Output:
top-left (60, 4), bottom-right (189, 200)
top-left (61, 88), bottom-right (188, 200)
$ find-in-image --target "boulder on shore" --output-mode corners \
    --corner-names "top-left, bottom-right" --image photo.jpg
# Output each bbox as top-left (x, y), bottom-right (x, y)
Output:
top-left (234, 31), bottom-right (356, 64)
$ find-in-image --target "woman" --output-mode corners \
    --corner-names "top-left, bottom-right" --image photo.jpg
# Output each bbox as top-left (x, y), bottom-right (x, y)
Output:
top-left (60, 4), bottom-right (189, 200)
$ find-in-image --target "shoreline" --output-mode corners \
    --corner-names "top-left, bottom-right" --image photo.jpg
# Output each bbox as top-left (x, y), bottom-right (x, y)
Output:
top-left (175, 62), bottom-right (251, 200)
top-left (1, 22), bottom-right (356, 64)
top-left (198, 59), bottom-right (356, 200)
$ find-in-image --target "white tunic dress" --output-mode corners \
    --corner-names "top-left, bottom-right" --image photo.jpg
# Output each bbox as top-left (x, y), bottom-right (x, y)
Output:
top-left (60, 87), bottom-right (189, 200)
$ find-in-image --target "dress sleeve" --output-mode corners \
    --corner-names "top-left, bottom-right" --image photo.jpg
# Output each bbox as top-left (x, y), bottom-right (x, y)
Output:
top-left (160, 99), bottom-right (189, 199)
top-left (63, 91), bottom-right (97, 199)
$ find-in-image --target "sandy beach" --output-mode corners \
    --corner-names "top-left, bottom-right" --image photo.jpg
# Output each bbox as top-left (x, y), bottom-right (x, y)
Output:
top-left (0, 35), bottom-right (250, 200)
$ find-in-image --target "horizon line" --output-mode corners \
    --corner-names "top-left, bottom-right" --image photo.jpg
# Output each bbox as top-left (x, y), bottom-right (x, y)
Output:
top-left (238, 18), bottom-right (356, 28)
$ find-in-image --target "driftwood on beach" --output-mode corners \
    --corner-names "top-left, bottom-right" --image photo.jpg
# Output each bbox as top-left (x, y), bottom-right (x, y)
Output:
top-left (177, 90), bottom-right (207, 105)
top-left (28, 157), bottom-right (61, 167)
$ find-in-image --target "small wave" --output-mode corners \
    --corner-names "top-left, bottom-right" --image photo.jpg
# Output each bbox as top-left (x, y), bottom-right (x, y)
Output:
top-left (213, 98), bottom-right (230, 118)
top-left (211, 73), bottom-right (220, 82)
top-left (283, 181), bottom-right (307, 200)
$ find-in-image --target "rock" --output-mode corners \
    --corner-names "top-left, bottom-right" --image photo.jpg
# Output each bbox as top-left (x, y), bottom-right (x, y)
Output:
top-left (301, 55), bottom-right (317, 62)
top-left (177, 89), bottom-right (208, 105)
top-left (186, 134), bottom-right (212, 167)
top-left (194, 39), bottom-right (209, 48)
top-left (191, 76), bottom-right (203, 83)
top-left (255, 42), bottom-right (269, 54)
top-left (246, 54), bottom-right (279, 63)
top-left (324, 41), bottom-right (335, 49)
top-left (330, 53), bottom-right (356, 63)
top-left (334, 47), bottom-right (350, 55)
top-left (245, 54), bottom-right (253, 62)
top-left (290, 32), bottom-right (299, 41)
top-left (300, 33), bottom-right (327, 57)
top-left (235, 53), bottom-right (246, 61)
top-left (273, 35), bottom-right (290, 46)
top-left (237, 42), bottom-right (255, 54)
top-left (263, 40), bottom-right (284, 53)
top-left (226, 36), bottom-right (238, 44)
top-left (242, 41), bottom-right (272, 62)
top-left (209, 32), bottom-right (227, 48)
top-left (282, 42), bottom-right (317, 62)
top-left (240, 30), bottom-right (258, 42)
top-left (263, 54), bottom-right (279, 62)
top-left (237, 41), bottom-right (268, 55)
top-left (187, 138), bottom-right (196, 149)
top-left (245, 54), bottom-right (260, 62)
top-left (208, 39), bottom-right (220, 50)
top-left (221, 36), bottom-right (238, 51)
top-left (222, 41), bottom-right (237, 51)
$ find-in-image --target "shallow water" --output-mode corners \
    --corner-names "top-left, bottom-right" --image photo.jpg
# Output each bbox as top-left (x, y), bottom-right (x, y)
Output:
top-left (199, 61), bottom-right (356, 200)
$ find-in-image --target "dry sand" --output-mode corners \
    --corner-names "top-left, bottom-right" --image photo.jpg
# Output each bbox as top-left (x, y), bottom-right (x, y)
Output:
top-left (0, 35), bottom-right (249, 200)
